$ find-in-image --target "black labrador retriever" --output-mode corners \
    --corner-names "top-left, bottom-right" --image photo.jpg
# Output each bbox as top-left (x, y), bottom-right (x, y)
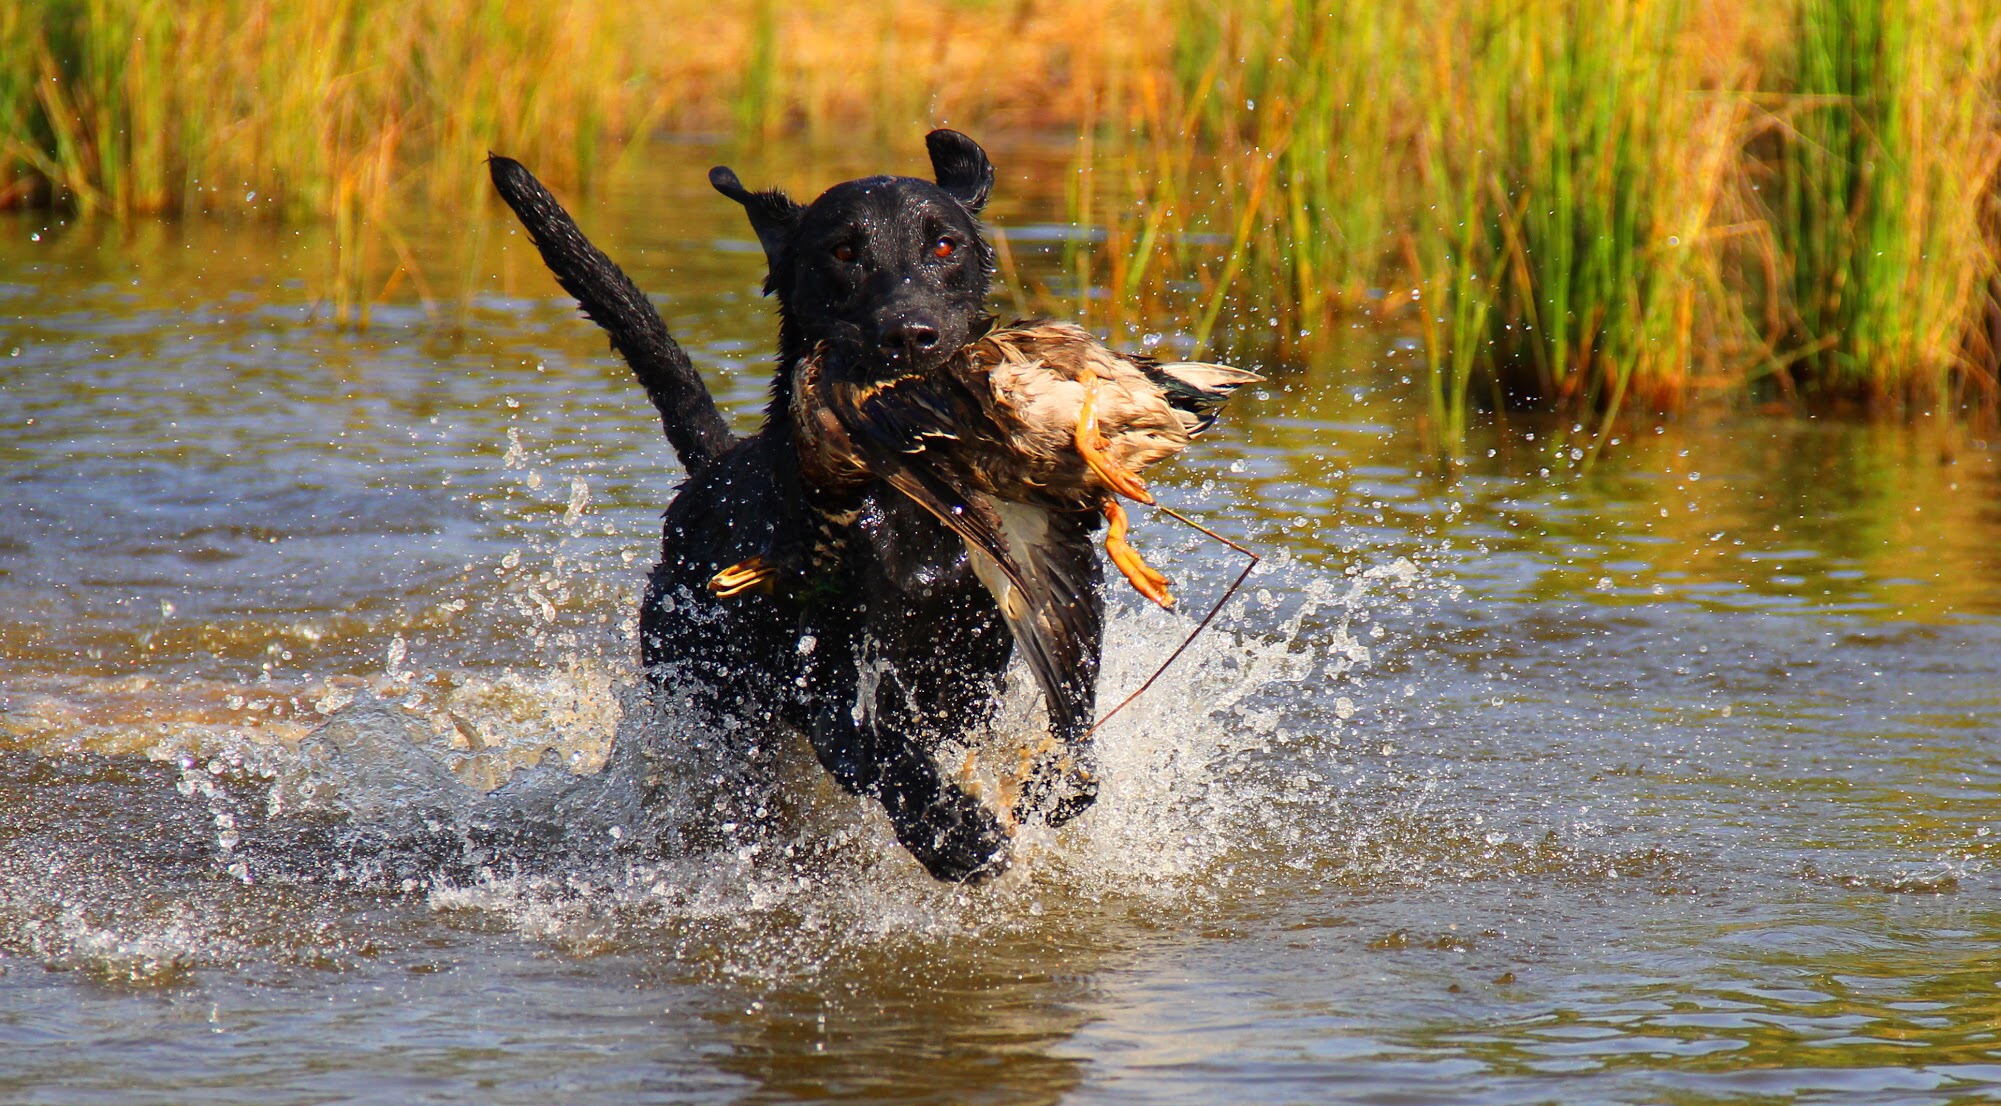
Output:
top-left (488, 131), bottom-right (1100, 881)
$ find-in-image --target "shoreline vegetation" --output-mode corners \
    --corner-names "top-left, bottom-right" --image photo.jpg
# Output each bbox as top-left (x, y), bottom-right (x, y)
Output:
top-left (3, 0), bottom-right (1998, 430)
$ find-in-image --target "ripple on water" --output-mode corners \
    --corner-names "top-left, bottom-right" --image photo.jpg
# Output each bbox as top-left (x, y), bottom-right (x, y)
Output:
top-left (5, 161), bottom-right (2001, 1103)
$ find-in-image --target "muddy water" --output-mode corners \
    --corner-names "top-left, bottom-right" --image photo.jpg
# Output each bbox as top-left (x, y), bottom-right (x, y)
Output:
top-left (4, 139), bottom-right (2001, 1105)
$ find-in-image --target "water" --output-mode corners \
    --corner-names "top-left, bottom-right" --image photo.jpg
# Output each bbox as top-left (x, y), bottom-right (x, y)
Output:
top-left (4, 139), bottom-right (2001, 1105)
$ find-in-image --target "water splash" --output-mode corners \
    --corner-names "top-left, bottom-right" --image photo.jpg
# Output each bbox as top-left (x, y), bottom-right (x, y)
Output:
top-left (0, 523), bottom-right (1480, 988)
top-left (6, 406), bottom-right (1607, 988)
top-left (210, 546), bottom-right (1447, 974)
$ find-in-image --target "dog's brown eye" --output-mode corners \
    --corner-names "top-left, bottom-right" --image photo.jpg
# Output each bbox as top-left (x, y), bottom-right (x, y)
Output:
top-left (932, 238), bottom-right (956, 258)
top-left (832, 244), bottom-right (857, 263)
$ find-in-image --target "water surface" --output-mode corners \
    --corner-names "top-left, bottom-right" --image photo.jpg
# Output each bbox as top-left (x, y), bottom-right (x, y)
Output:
top-left (3, 139), bottom-right (2000, 1105)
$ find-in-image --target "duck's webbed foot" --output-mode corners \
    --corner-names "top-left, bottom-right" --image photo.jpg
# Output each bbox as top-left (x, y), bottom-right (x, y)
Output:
top-left (1102, 498), bottom-right (1174, 609)
top-left (709, 554), bottom-right (784, 597)
top-left (710, 530), bottom-right (821, 597)
top-left (1074, 377), bottom-right (1154, 505)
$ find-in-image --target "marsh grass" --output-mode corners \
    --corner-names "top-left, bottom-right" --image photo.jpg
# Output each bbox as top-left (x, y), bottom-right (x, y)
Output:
top-left (1751, 0), bottom-right (2001, 409)
top-left (1420, 1), bottom-right (1752, 430)
top-left (1075, 0), bottom-right (2001, 432)
top-left (1, 0), bottom-right (1148, 216)
top-left (2, 0), bottom-right (690, 316)
top-left (1, 0), bottom-right (1149, 317)
top-left (1107, 1), bottom-right (1755, 441)
top-left (1065, 1), bottom-right (1756, 441)
top-left (5, 0), bottom-right (1998, 418)
top-left (2, 0), bottom-right (649, 219)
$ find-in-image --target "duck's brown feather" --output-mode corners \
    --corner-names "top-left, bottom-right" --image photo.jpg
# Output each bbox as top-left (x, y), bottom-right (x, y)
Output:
top-left (815, 367), bottom-right (1100, 741)
top-left (783, 321), bottom-right (1255, 742)
top-left (947, 322), bottom-right (1197, 508)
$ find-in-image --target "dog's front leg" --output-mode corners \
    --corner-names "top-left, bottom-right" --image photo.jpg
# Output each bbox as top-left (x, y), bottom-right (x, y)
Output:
top-left (795, 603), bottom-right (1013, 883)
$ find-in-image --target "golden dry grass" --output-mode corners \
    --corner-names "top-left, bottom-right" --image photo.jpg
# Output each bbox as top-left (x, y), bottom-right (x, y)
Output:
top-left (4, 0), bottom-right (1997, 419)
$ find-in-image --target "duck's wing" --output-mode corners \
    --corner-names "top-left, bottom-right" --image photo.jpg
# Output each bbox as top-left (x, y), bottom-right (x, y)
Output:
top-left (963, 502), bottom-right (1100, 742)
top-left (821, 373), bottom-right (1100, 740)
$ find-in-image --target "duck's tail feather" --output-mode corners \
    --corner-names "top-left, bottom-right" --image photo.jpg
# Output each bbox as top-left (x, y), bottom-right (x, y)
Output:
top-left (1144, 361), bottom-right (1265, 433)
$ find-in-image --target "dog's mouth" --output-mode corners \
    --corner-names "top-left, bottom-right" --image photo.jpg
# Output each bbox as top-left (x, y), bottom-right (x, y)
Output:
top-left (819, 325), bottom-right (970, 380)
top-left (880, 312), bottom-right (998, 374)
top-left (875, 338), bottom-right (953, 373)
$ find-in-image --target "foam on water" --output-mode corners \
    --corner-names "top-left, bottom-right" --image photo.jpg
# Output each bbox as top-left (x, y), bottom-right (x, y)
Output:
top-left (173, 542), bottom-right (1455, 981)
top-left (0, 422), bottom-right (1699, 989)
top-left (11, 527), bottom-right (1308, 942)
top-left (3, 490), bottom-right (1595, 992)
top-left (0, 461), bottom-right (1720, 997)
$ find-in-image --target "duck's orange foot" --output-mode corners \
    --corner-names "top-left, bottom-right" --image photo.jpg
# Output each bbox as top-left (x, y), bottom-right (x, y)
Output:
top-left (1103, 499), bottom-right (1173, 609)
top-left (709, 555), bottom-right (778, 597)
top-left (1075, 378), bottom-right (1154, 505)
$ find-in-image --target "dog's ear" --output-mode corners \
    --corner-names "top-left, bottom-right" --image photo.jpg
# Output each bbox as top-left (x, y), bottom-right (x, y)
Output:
top-left (710, 166), bottom-right (804, 275)
top-left (925, 129), bottom-right (993, 214)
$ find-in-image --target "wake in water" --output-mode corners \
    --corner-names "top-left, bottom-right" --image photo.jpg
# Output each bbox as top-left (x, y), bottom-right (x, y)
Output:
top-left (1, 420), bottom-right (1519, 982)
top-left (0, 535), bottom-right (1410, 976)
top-left (268, 559), bottom-right (1373, 842)
top-left (3, 499), bottom-right (1745, 993)
top-left (247, 548), bottom-right (1431, 953)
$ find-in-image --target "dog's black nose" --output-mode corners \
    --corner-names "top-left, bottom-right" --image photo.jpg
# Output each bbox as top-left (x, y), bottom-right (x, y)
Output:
top-left (876, 320), bottom-right (940, 353)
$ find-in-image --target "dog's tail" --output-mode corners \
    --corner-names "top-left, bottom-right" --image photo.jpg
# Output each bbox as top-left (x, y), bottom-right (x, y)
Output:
top-left (488, 154), bottom-right (735, 473)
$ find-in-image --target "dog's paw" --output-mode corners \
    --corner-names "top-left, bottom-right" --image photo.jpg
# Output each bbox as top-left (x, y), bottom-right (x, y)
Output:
top-left (891, 790), bottom-right (1013, 883)
top-left (1041, 773), bottom-right (1099, 828)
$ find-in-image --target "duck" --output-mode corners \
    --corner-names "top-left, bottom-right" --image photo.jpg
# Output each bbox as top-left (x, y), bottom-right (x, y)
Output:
top-left (717, 320), bottom-right (1258, 601)
top-left (709, 320), bottom-right (1259, 756)
top-left (891, 320), bottom-right (1260, 609)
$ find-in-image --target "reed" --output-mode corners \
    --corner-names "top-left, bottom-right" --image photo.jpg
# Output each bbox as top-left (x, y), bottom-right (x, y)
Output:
top-left (1172, 1), bottom-right (1410, 317)
top-left (1, 0), bottom-right (1158, 314)
top-left (1428, 0), bottom-right (1749, 424)
top-left (1753, 0), bottom-right (2001, 409)
top-left (1112, 0), bottom-right (1759, 439)
top-left (0, 0), bottom-right (1153, 218)
top-left (2, 0), bottom-right (692, 313)
top-left (5, 0), bottom-right (1998, 417)
top-left (1093, 0), bottom-right (2000, 429)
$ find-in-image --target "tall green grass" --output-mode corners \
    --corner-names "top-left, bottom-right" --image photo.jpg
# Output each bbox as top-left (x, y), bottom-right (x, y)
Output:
top-left (0, 0), bottom-right (1142, 219)
top-left (1086, 0), bottom-right (2000, 432)
top-left (1, 0), bottom-right (1149, 319)
top-left (1, 0), bottom-right (654, 220)
top-left (1417, 0), bottom-right (1747, 428)
top-left (4, 0), bottom-right (1998, 416)
top-left (1170, 2), bottom-right (1408, 319)
top-left (1756, 0), bottom-right (2001, 408)
top-left (1, 0), bottom-right (691, 320)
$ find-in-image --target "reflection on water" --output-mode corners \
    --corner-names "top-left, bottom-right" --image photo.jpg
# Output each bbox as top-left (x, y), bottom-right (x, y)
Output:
top-left (2, 139), bottom-right (2000, 1104)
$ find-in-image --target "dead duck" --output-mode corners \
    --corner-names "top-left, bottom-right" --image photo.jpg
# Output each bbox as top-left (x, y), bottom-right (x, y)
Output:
top-left (711, 321), bottom-right (1258, 764)
top-left (716, 320), bottom-right (1259, 605)
top-left (895, 320), bottom-right (1261, 610)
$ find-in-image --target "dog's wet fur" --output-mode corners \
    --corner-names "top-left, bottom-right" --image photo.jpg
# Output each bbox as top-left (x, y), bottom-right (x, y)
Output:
top-left (489, 131), bottom-right (1100, 881)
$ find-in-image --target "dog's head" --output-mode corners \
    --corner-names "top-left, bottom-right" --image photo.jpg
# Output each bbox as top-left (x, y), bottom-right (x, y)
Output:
top-left (711, 130), bottom-right (997, 376)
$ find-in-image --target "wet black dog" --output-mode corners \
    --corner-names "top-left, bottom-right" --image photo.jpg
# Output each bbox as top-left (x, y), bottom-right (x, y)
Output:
top-left (489, 131), bottom-right (1099, 881)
